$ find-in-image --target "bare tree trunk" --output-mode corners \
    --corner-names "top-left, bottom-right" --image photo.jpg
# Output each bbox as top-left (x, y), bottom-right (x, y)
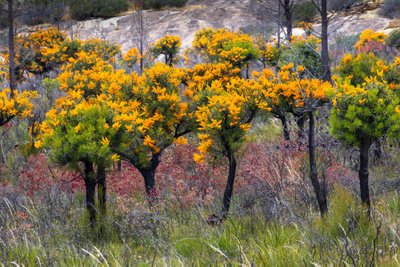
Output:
top-left (220, 147), bottom-right (237, 218)
top-left (8, 0), bottom-right (16, 93)
top-left (117, 160), bottom-right (122, 171)
top-left (320, 0), bottom-right (332, 82)
top-left (294, 113), bottom-right (306, 141)
top-left (138, 153), bottom-right (161, 206)
top-left (278, 113), bottom-right (290, 141)
top-left (308, 111), bottom-right (328, 216)
top-left (138, 7), bottom-right (144, 73)
top-left (277, 1), bottom-right (281, 48)
top-left (84, 161), bottom-right (96, 227)
top-left (359, 140), bottom-right (372, 215)
top-left (284, 0), bottom-right (292, 41)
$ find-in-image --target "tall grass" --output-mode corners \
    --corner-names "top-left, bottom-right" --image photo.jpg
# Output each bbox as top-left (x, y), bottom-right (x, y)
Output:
top-left (2, 184), bottom-right (400, 266)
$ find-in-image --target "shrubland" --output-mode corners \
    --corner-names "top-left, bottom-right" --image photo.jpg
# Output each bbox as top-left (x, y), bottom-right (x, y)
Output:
top-left (0, 26), bottom-right (399, 265)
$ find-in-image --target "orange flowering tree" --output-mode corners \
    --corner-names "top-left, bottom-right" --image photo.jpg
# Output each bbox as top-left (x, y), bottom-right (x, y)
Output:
top-left (254, 67), bottom-right (292, 141)
top-left (190, 64), bottom-right (268, 221)
top-left (284, 68), bottom-right (332, 216)
top-left (0, 88), bottom-right (37, 126)
top-left (150, 35), bottom-right (182, 66)
top-left (1, 28), bottom-right (79, 81)
top-left (110, 63), bottom-right (194, 202)
top-left (36, 52), bottom-right (126, 226)
top-left (269, 36), bottom-right (324, 140)
top-left (192, 28), bottom-right (259, 78)
top-left (257, 63), bottom-right (333, 215)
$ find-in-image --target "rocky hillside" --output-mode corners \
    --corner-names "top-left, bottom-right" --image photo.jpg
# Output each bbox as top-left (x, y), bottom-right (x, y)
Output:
top-left (18, 0), bottom-right (400, 51)
top-left (59, 0), bottom-right (263, 51)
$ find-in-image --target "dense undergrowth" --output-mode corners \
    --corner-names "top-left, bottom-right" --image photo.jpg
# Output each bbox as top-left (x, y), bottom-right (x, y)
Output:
top-left (2, 184), bottom-right (400, 266)
top-left (1, 120), bottom-right (400, 266)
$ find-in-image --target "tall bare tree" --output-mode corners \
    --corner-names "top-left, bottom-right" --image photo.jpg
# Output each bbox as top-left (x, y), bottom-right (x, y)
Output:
top-left (131, 0), bottom-right (147, 73)
top-left (0, 0), bottom-right (51, 91)
top-left (1, 0), bottom-right (17, 92)
top-left (310, 0), bottom-right (359, 82)
top-left (257, 0), bottom-right (296, 42)
top-left (310, 0), bottom-right (331, 82)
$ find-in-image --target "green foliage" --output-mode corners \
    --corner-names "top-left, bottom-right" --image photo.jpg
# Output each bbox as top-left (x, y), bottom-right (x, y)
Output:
top-left (279, 37), bottom-right (323, 78)
top-left (292, 1), bottom-right (317, 24)
top-left (222, 39), bottom-right (259, 68)
top-left (332, 34), bottom-right (360, 55)
top-left (386, 29), bottom-right (400, 49)
top-left (336, 53), bottom-right (380, 85)
top-left (144, 0), bottom-right (188, 10)
top-left (69, 0), bottom-right (128, 20)
top-left (330, 81), bottom-right (400, 147)
top-left (43, 103), bottom-right (120, 168)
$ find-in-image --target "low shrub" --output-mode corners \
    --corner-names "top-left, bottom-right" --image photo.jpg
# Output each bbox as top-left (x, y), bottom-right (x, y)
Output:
top-left (69, 0), bottom-right (129, 20)
top-left (144, 0), bottom-right (188, 10)
top-left (328, 0), bottom-right (361, 11)
top-left (21, 0), bottom-right (67, 26)
top-left (380, 0), bottom-right (400, 18)
top-left (386, 29), bottom-right (400, 49)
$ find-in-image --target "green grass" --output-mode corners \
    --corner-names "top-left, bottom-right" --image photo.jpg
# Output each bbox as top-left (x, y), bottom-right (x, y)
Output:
top-left (2, 185), bottom-right (400, 266)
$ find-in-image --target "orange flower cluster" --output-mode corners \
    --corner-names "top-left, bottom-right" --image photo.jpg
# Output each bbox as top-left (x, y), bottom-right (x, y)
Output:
top-left (192, 28), bottom-right (258, 68)
top-left (354, 29), bottom-right (386, 51)
top-left (255, 63), bottom-right (332, 114)
top-left (3, 28), bottom-right (70, 76)
top-left (0, 88), bottom-right (38, 126)
top-left (123, 47), bottom-right (141, 67)
top-left (255, 36), bottom-right (280, 67)
top-left (150, 35), bottom-right (181, 65)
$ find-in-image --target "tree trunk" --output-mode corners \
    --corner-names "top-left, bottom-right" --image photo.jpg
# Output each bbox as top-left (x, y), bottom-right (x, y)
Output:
top-left (359, 140), bottom-right (372, 214)
top-left (139, 8), bottom-right (144, 74)
top-left (138, 153), bottom-right (161, 206)
top-left (220, 147), bottom-right (237, 218)
top-left (84, 161), bottom-right (96, 227)
top-left (284, 0), bottom-right (293, 41)
top-left (308, 111), bottom-right (328, 216)
top-left (97, 164), bottom-right (106, 217)
top-left (320, 0), bottom-right (332, 82)
top-left (295, 113), bottom-right (306, 141)
top-left (117, 160), bottom-right (122, 171)
top-left (8, 0), bottom-right (16, 92)
top-left (278, 113), bottom-right (290, 141)
top-left (277, 0), bottom-right (281, 49)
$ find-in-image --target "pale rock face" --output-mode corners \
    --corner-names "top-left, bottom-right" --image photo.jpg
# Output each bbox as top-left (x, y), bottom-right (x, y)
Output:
top-left (12, 0), bottom-right (400, 52)
top-left (62, 0), bottom-right (265, 51)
